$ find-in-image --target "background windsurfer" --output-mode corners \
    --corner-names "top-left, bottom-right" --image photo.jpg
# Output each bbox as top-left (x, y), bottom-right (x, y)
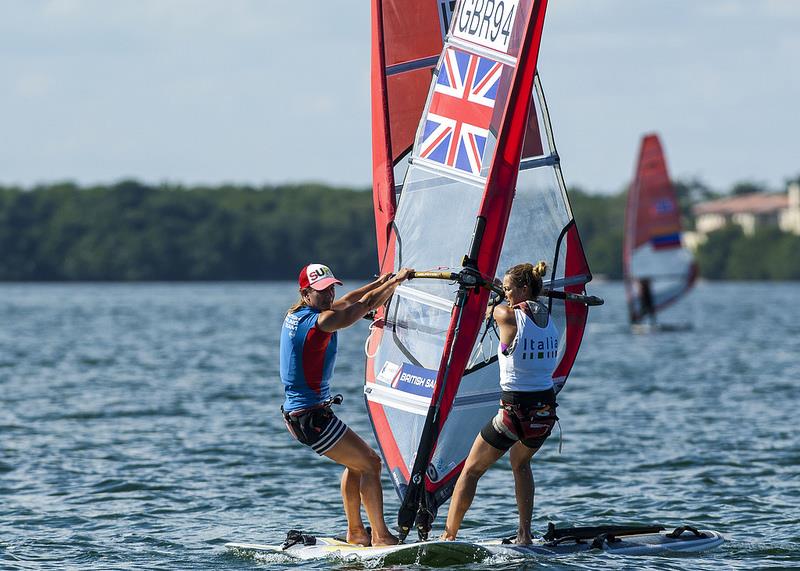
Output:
top-left (442, 262), bottom-right (559, 545)
top-left (623, 134), bottom-right (696, 327)
top-left (280, 263), bottom-right (413, 547)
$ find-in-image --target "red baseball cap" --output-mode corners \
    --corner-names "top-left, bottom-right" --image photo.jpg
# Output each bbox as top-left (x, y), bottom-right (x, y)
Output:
top-left (298, 263), bottom-right (343, 291)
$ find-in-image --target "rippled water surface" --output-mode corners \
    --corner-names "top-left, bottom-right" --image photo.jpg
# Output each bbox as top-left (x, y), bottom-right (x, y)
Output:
top-left (1, 282), bottom-right (798, 569)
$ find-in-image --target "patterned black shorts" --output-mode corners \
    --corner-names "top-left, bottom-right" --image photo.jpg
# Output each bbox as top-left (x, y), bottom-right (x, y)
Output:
top-left (282, 405), bottom-right (348, 455)
top-left (480, 389), bottom-right (558, 452)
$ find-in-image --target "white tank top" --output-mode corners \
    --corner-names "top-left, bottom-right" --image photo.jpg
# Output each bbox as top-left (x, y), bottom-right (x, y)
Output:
top-left (498, 301), bottom-right (558, 392)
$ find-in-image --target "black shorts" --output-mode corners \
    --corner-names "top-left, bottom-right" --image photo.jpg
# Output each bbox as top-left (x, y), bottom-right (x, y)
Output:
top-left (282, 405), bottom-right (348, 456)
top-left (480, 389), bottom-right (558, 452)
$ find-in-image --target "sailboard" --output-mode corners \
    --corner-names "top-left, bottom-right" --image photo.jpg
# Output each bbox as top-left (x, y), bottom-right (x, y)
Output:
top-left (365, 0), bottom-right (600, 541)
top-left (225, 525), bottom-right (724, 563)
top-left (623, 133), bottom-right (697, 327)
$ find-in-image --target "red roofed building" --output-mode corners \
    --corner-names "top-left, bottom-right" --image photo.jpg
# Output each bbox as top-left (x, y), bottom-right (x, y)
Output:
top-left (692, 182), bottom-right (800, 237)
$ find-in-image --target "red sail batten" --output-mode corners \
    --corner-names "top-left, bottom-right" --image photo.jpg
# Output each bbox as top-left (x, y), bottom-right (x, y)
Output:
top-left (554, 225), bottom-right (589, 381)
top-left (370, 0), bottom-right (395, 261)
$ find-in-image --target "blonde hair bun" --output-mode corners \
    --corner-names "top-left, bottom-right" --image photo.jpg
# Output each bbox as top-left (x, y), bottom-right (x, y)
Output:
top-left (504, 261), bottom-right (548, 296)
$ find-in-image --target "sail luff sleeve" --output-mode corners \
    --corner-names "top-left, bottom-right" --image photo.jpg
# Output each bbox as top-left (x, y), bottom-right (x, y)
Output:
top-left (371, 0), bottom-right (446, 265)
top-left (371, 0), bottom-right (396, 261)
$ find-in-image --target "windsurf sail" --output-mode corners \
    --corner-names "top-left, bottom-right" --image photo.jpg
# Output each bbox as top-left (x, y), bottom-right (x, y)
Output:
top-left (366, 0), bottom-right (598, 541)
top-left (623, 134), bottom-right (696, 324)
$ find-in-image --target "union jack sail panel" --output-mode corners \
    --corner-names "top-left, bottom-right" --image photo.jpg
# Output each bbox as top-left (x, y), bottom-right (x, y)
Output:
top-left (419, 48), bottom-right (503, 176)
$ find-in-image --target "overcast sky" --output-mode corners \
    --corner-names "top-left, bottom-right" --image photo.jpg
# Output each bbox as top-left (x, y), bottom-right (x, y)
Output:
top-left (1, 0), bottom-right (798, 194)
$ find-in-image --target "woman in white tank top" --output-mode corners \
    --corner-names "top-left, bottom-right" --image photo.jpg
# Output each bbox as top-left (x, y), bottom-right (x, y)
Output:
top-left (443, 261), bottom-right (559, 545)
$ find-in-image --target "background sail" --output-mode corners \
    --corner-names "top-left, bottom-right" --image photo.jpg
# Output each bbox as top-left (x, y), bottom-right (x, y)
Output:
top-left (366, 0), bottom-right (592, 533)
top-left (623, 133), bottom-right (696, 323)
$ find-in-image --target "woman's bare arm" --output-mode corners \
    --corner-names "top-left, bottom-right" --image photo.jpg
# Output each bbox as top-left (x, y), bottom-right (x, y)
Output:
top-left (493, 304), bottom-right (518, 347)
top-left (332, 274), bottom-right (392, 309)
top-left (318, 268), bottom-right (413, 332)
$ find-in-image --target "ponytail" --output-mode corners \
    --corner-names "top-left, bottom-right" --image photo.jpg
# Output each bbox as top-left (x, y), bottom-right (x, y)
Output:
top-left (286, 290), bottom-right (309, 316)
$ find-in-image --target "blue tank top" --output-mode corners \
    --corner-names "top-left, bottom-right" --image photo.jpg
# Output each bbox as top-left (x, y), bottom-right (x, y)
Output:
top-left (280, 305), bottom-right (338, 412)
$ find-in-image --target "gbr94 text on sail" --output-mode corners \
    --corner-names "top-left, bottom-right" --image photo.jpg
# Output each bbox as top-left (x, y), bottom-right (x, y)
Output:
top-left (455, 0), bottom-right (520, 53)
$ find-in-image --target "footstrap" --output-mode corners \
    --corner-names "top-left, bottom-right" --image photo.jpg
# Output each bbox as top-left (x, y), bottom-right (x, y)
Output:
top-left (282, 529), bottom-right (316, 550)
top-left (543, 522), bottom-right (665, 543)
top-left (589, 532), bottom-right (623, 550)
top-left (666, 525), bottom-right (707, 539)
top-left (500, 534), bottom-right (518, 545)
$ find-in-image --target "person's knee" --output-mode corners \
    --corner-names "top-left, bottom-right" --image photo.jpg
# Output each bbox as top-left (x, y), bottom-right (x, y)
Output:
top-left (356, 449), bottom-right (382, 477)
top-left (367, 449), bottom-right (383, 475)
top-left (463, 462), bottom-right (488, 481)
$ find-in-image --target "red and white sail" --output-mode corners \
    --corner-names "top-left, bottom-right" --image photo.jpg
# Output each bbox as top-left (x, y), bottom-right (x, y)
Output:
top-left (623, 134), bottom-right (696, 323)
top-left (367, 0), bottom-right (594, 538)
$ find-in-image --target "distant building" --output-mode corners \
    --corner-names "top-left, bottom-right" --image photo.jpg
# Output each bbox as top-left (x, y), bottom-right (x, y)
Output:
top-left (691, 182), bottom-right (800, 238)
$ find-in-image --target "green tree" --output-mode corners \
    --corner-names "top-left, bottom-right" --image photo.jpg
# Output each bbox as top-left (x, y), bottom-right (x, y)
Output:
top-left (673, 177), bottom-right (719, 230)
top-left (568, 187), bottom-right (626, 278)
top-left (695, 225), bottom-right (745, 279)
top-left (730, 181), bottom-right (769, 196)
top-left (3, 179), bottom-right (799, 282)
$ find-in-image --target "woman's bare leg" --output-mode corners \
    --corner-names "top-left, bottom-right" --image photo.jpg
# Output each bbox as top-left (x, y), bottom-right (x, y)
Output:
top-left (325, 429), bottom-right (398, 546)
top-left (509, 442), bottom-right (538, 544)
top-left (340, 467), bottom-right (369, 545)
top-left (441, 435), bottom-right (505, 540)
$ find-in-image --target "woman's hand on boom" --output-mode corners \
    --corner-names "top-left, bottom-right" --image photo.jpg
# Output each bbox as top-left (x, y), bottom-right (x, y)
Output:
top-left (393, 267), bottom-right (414, 283)
top-left (317, 268), bottom-right (414, 333)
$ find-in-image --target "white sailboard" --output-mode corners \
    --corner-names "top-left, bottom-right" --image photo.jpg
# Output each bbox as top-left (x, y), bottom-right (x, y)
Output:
top-left (225, 526), bottom-right (724, 563)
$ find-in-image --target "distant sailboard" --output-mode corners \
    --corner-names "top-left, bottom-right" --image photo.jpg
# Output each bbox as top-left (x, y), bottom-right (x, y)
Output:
top-left (225, 525), bottom-right (724, 563)
top-left (623, 133), bottom-right (697, 328)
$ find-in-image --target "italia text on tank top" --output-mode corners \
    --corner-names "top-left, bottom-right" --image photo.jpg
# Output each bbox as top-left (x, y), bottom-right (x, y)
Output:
top-left (497, 300), bottom-right (558, 392)
top-left (280, 306), bottom-right (338, 412)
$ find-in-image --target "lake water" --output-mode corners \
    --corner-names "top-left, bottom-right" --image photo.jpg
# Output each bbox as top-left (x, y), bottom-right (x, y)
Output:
top-left (1, 282), bottom-right (798, 570)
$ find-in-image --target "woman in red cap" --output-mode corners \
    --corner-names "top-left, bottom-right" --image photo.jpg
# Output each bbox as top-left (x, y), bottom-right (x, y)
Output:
top-left (280, 263), bottom-right (413, 546)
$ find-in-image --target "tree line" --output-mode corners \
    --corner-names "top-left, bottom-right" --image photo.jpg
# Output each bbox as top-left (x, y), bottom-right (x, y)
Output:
top-left (1, 179), bottom-right (798, 281)
top-left (0, 181), bottom-right (376, 281)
